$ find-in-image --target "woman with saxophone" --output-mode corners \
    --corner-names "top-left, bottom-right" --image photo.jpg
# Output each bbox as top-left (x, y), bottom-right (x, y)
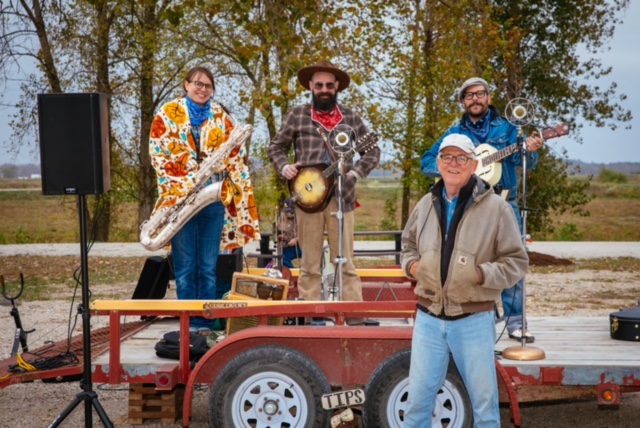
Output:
top-left (148, 65), bottom-right (259, 333)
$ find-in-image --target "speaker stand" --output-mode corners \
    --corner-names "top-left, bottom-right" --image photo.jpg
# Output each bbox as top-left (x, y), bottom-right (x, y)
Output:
top-left (49, 194), bottom-right (113, 428)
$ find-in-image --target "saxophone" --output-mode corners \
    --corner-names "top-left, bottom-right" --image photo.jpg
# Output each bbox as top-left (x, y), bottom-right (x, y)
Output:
top-left (139, 122), bottom-right (254, 251)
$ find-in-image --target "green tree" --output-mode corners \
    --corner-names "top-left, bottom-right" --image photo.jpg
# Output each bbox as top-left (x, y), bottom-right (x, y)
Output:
top-left (0, 0), bottom-right (117, 240)
top-left (345, 0), bottom-right (499, 225)
top-left (598, 167), bottom-right (627, 183)
top-left (1, 165), bottom-right (17, 179)
top-left (485, 0), bottom-right (631, 235)
top-left (524, 146), bottom-right (591, 237)
top-left (0, 0), bottom-right (632, 240)
top-left (173, 0), bottom-right (347, 218)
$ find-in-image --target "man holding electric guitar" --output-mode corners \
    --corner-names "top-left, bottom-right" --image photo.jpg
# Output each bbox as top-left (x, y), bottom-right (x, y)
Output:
top-left (421, 77), bottom-right (552, 343)
top-left (268, 60), bottom-right (380, 320)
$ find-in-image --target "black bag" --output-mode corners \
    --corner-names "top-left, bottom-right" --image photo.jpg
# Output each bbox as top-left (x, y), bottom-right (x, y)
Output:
top-left (610, 307), bottom-right (640, 342)
top-left (154, 331), bottom-right (210, 361)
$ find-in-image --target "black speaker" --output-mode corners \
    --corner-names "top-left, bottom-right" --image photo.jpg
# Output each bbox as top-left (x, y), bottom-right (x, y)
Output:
top-left (216, 248), bottom-right (244, 282)
top-left (37, 92), bottom-right (110, 195)
top-left (132, 256), bottom-right (170, 300)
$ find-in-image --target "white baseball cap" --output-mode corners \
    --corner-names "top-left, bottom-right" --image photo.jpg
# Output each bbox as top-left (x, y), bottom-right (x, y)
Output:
top-left (439, 134), bottom-right (476, 156)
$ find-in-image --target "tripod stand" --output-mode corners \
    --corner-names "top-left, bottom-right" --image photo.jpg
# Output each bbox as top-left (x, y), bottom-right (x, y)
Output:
top-left (49, 194), bottom-right (113, 428)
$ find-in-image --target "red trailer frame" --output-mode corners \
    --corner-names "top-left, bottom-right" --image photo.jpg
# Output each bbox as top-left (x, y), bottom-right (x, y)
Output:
top-left (3, 298), bottom-right (639, 427)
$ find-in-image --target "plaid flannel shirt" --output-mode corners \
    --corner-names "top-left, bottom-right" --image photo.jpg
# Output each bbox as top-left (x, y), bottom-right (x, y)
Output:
top-left (268, 104), bottom-right (381, 212)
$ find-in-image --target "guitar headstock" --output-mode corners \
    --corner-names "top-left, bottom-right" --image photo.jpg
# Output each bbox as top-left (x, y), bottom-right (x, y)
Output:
top-left (355, 132), bottom-right (380, 153)
top-left (541, 123), bottom-right (569, 140)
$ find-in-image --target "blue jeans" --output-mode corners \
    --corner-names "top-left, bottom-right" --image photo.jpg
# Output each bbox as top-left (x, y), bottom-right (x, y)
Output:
top-left (282, 245), bottom-right (302, 269)
top-left (405, 310), bottom-right (499, 428)
top-left (171, 201), bottom-right (225, 330)
top-left (501, 199), bottom-right (526, 333)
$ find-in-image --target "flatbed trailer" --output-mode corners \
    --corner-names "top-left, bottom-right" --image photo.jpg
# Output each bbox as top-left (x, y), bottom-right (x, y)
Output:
top-left (2, 271), bottom-right (639, 427)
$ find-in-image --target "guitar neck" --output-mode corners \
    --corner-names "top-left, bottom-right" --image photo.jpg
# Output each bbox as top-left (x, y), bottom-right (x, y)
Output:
top-left (481, 123), bottom-right (568, 167)
top-left (481, 144), bottom-right (521, 167)
top-left (323, 149), bottom-right (359, 177)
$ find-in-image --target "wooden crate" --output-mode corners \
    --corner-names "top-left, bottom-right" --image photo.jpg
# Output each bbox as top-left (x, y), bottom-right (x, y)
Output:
top-left (225, 272), bottom-right (290, 335)
top-left (225, 291), bottom-right (285, 335)
top-left (128, 383), bottom-right (184, 425)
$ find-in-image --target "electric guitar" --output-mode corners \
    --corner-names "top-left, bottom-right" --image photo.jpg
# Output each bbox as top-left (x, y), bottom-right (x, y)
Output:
top-left (288, 132), bottom-right (379, 213)
top-left (475, 123), bottom-right (569, 185)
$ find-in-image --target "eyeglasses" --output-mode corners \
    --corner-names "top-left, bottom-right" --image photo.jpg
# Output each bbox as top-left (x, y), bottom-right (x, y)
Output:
top-left (189, 80), bottom-right (214, 91)
top-left (439, 154), bottom-right (473, 165)
top-left (313, 81), bottom-right (336, 90)
top-left (462, 90), bottom-right (487, 100)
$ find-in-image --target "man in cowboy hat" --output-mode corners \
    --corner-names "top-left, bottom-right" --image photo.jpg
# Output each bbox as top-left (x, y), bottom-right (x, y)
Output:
top-left (268, 60), bottom-right (380, 323)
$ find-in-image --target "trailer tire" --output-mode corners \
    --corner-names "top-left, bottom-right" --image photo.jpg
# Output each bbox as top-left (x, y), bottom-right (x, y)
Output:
top-left (363, 348), bottom-right (473, 428)
top-left (209, 344), bottom-right (331, 428)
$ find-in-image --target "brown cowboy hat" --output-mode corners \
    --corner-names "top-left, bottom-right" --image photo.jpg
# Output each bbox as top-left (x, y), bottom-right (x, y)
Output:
top-left (297, 60), bottom-right (350, 92)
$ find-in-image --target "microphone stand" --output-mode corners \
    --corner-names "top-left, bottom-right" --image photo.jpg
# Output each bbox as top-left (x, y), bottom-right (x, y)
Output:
top-left (329, 156), bottom-right (347, 301)
top-left (274, 207), bottom-right (283, 273)
top-left (502, 126), bottom-right (545, 361)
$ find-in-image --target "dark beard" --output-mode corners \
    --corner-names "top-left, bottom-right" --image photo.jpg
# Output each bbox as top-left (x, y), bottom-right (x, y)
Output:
top-left (312, 92), bottom-right (338, 111)
top-left (465, 102), bottom-right (490, 122)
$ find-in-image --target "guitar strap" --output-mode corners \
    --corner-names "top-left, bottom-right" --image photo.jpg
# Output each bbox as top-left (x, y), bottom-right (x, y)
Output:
top-left (316, 126), bottom-right (338, 166)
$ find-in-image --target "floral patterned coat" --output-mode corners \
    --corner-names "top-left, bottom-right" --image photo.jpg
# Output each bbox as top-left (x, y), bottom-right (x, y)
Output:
top-left (149, 97), bottom-right (260, 250)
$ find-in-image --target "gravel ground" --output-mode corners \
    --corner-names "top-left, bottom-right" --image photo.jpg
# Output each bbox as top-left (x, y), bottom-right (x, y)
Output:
top-left (1, 244), bottom-right (639, 427)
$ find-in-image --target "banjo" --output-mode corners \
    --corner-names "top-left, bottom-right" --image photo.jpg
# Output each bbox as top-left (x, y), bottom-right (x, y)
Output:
top-left (288, 132), bottom-right (379, 213)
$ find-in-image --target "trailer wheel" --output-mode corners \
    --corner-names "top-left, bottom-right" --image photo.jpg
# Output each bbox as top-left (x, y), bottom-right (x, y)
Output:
top-left (209, 344), bottom-right (331, 428)
top-left (363, 348), bottom-right (473, 428)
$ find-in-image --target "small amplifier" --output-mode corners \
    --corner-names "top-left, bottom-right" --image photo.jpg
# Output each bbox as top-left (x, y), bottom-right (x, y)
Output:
top-left (231, 273), bottom-right (289, 301)
top-left (225, 273), bottom-right (290, 335)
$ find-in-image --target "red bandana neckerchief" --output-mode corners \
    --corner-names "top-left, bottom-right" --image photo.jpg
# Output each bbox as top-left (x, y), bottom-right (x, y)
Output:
top-left (311, 106), bottom-right (343, 131)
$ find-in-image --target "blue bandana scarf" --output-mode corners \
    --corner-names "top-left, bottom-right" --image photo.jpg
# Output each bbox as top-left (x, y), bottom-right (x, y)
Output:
top-left (464, 110), bottom-right (491, 143)
top-left (185, 96), bottom-right (211, 155)
top-left (186, 95), bottom-right (211, 127)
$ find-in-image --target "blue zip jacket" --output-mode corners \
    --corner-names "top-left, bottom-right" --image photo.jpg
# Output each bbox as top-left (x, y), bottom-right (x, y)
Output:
top-left (421, 106), bottom-right (538, 200)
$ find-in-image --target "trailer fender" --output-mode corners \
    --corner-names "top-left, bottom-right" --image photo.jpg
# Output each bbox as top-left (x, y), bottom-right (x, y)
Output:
top-left (495, 360), bottom-right (521, 427)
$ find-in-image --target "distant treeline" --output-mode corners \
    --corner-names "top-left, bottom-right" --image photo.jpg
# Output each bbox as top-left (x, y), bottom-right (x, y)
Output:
top-left (370, 161), bottom-right (640, 178)
top-left (0, 163), bottom-right (41, 179)
top-left (567, 161), bottom-right (640, 176)
top-left (1, 162), bottom-right (639, 180)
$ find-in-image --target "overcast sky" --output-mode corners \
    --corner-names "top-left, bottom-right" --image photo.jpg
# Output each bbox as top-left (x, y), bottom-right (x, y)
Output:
top-left (0, 3), bottom-right (638, 166)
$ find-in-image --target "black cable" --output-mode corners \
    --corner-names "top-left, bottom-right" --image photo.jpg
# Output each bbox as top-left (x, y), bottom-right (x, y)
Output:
top-left (7, 350), bottom-right (79, 374)
top-left (494, 285), bottom-right (516, 345)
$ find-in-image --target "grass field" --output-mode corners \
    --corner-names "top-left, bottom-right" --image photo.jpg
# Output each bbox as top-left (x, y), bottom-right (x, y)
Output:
top-left (1, 174), bottom-right (639, 244)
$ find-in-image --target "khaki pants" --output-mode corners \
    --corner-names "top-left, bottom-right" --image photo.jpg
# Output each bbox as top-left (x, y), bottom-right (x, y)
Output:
top-left (295, 197), bottom-right (362, 302)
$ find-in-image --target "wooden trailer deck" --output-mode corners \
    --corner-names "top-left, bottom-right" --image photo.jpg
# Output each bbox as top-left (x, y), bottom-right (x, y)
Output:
top-left (496, 316), bottom-right (639, 369)
top-left (2, 296), bottom-right (639, 427)
top-left (92, 313), bottom-right (639, 394)
top-left (88, 307), bottom-right (639, 425)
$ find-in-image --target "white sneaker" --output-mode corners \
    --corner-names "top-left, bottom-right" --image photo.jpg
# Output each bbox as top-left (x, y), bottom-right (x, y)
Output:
top-left (508, 328), bottom-right (535, 343)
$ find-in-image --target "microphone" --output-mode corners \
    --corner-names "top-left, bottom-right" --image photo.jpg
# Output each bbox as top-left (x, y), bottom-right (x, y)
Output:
top-left (505, 97), bottom-right (535, 126)
top-left (512, 104), bottom-right (528, 120)
top-left (329, 124), bottom-right (356, 153)
top-left (336, 132), bottom-right (350, 146)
